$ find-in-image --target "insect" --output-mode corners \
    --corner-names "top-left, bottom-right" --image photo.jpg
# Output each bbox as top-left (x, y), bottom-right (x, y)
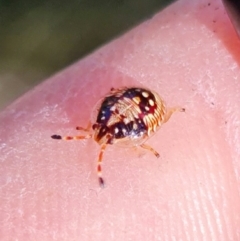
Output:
top-left (51, 87), bottom-right (185, 187)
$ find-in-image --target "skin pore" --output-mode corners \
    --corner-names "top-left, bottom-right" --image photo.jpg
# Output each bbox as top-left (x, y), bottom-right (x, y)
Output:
top-left (0, 0), bottom-right (240, 240)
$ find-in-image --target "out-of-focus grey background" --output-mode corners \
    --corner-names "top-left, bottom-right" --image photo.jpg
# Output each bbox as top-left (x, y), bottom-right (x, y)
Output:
top-left (0, 0), bottom-right (172, 110)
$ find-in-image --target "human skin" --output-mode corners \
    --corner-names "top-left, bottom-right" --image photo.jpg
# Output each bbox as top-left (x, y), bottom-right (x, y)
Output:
top-left (1, 0), bottom-right (240, 240)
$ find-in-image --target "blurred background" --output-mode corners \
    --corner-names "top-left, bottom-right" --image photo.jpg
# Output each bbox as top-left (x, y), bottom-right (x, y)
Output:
top-left (0, 0), bottom-right (173, 110)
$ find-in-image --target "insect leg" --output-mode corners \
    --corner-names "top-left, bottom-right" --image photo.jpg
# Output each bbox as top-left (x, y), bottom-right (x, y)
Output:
top-left (164, 107), bottom-right (185, 123)
top-left (97, 143), bottom-right (107, 188)
top-left (140, 143), bottom-right (160, 158)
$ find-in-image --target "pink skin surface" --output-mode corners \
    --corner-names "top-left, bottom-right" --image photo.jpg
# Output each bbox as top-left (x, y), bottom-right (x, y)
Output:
top-left (1, 0), bottom-right (240, 240)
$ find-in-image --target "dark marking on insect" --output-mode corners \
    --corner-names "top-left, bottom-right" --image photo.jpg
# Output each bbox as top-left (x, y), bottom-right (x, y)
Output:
top-left (51, 87), bottom-right (185, 187)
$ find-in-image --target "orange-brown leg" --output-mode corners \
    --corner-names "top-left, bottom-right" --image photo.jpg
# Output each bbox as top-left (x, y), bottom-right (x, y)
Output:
top-left (97, 143), bottom-right (107, 188)
top-left (140, 143), bottom-right (160, 158)
top-left (164, 107), bottom-right (185, 123)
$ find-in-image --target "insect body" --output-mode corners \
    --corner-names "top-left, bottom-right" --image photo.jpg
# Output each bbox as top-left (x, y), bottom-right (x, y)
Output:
top-left (51, 87), bottom-right (185, 187)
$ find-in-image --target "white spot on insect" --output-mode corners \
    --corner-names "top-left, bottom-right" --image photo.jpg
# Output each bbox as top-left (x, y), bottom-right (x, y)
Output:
top-left (145, 106), bottom-right (150, 111)
top-left (110, 106), bottom-right (116, 111)
top-left (122, 128), bottom-right (127, 134)
top-left (149, 99), bottom-right (155, 106)
top-left (101, 116), bottom-right (105, 120)
top-left (142, 91), bottom-right (149, 98)
top-left (133, 113), bottom-right (139, 119)
top-left (114, 128), bottom-right (119, 134)
top-left (133, 123), bottom-right (138, 130)
top-left (123, 118), bottom-right (130, 124)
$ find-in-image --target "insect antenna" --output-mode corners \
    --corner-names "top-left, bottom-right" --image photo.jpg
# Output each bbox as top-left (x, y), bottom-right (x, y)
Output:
top-left (51, 134), bottom-right (92, 140)
top-left (51, 125), bottom-right (92, 140)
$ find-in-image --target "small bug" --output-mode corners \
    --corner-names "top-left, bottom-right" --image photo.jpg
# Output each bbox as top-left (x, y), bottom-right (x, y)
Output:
top-left (51, 87), bottom-right (185, 187)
